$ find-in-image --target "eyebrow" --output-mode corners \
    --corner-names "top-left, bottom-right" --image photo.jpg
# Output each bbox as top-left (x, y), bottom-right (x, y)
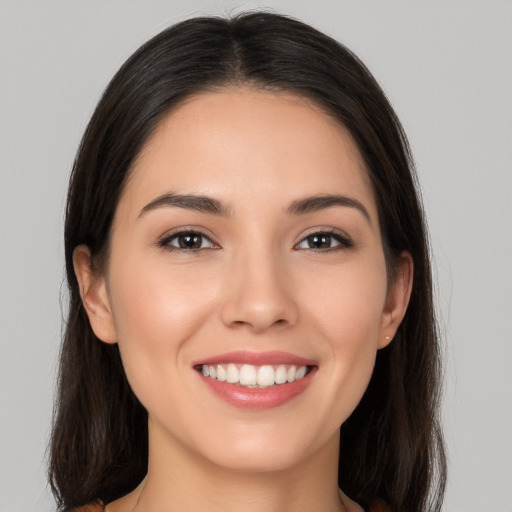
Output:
top-left (139, 193), bottom-right (231, 218)
top-left (138, 192), bottom-right (370, 222)
top-left (286, 194), bottom-right (371, 222)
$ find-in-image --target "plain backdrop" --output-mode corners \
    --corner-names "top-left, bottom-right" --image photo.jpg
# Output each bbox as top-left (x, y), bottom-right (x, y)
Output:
top-left (0, 1), bottom-right (511, 511)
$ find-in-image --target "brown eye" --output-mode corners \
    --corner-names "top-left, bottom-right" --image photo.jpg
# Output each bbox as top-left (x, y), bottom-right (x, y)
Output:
top-left (177, 233), bottom-right (203, 249)
top-left (306, 234), bottom-right (332, 249)
top-left (160, 231), bottom-right (217, 251)
top-left (296, 231), bottom-right (353, 251)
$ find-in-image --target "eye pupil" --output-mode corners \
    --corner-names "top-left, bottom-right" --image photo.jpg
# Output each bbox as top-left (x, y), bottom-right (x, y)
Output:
top-left (308, 234), bottom-right (330, 249)
top-left (179, 233), bottom-right (202, 249)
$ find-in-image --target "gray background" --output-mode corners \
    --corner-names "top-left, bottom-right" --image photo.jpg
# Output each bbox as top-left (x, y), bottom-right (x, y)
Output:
top-left (1, 1), bottom-right (511, 511)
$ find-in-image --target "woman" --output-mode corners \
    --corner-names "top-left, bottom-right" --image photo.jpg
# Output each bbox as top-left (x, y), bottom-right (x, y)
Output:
top-left (49, 12), bottom-right (446, 512)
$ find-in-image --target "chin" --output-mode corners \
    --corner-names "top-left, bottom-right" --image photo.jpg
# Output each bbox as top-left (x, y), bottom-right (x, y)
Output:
top-left (206, 443), bottom-right (309, 474)
top-left (191, 420), bottom-right (336, 475)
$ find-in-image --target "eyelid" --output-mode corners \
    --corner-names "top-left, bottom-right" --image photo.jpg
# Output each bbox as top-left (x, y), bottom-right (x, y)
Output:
top-left (157, 226), bottom-right (220, 251)
top-left (156, 225), bottom-right (353, 252)
top-left (293, 227), bottom-right (353, 251)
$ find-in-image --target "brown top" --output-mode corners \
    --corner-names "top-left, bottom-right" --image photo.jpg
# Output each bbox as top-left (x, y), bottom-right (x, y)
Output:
top-left (70, 505), bottom-right (104, 512)
top-left (366, 500), bottom-right (392, 512)
top-left (71, 500), bottom-right (391, 512)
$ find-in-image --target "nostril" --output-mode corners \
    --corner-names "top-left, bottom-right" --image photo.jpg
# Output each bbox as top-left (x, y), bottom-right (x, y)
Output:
top-left (231, 320), bottom-right (249, 328)
top-left (229, 318), bottom-right (288, 331)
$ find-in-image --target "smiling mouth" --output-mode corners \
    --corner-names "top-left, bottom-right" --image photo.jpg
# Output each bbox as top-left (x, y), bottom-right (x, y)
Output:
top-left (195, 363), bottom-right (314, 388)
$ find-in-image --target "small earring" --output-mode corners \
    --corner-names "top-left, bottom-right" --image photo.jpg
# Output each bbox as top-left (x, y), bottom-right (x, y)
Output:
top-left (385, 335), bottom-right (390, 341)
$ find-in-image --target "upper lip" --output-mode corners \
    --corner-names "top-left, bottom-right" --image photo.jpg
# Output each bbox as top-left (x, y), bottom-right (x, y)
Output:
top-left (192, 350), bottom-right (317, 367)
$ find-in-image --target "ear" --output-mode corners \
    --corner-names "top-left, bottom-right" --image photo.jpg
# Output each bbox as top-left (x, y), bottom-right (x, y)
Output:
top-left (73, 244), bottom-right (118, 344)
top-left (378, 251), bottom-right (413, 349)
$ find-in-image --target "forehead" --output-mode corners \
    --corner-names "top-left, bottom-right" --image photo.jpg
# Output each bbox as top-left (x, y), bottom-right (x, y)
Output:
top-left (120, 87), bottom-right (377, 220)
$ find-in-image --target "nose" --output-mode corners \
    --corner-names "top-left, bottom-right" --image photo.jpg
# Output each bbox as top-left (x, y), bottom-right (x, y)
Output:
top-left (220, 249), bottom-right (299, 334)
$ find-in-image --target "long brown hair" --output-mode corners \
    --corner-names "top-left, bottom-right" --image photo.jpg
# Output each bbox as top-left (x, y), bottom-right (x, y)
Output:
top-left (50, 12), bottom-right (446, 512)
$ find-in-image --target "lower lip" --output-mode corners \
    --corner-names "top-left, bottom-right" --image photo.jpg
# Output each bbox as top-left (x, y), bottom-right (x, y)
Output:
top-left (198, 368), bottom-right (316, 410)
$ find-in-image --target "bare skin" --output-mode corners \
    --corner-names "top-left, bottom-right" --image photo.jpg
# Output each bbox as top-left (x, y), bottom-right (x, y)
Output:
top-left (74, 87), bottom-right (412, 512)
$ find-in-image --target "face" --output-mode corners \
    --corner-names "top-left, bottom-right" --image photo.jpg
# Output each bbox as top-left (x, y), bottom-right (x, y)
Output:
top-left (76, 88), bottom-right (411, 474)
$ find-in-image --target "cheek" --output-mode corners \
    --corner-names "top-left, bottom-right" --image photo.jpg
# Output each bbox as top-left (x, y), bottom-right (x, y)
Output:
top-left (304, 257), bottom-right (388, 345)
top-left (300, 259), bottom-right (387, 414)
top-left (106, 257), bottom-right (218, 394)
top-left (110, 255), bottom-right (217, 339)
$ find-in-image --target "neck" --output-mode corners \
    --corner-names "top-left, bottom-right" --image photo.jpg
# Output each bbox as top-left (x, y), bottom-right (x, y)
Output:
top-left (114, 419), bottom-right (353, 512)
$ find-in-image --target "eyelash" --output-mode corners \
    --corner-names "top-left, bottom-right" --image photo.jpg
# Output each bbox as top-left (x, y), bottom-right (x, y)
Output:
top-left (294, 229), bottom-right (354, 252)
top-left (158, 228), bottom-right (353, 253)
top-left (158, 229), bottom-right (218, 253)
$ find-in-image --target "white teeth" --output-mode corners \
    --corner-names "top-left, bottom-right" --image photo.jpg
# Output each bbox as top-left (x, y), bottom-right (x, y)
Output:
top-left (200, 363), bottom-right (310, 388)
top-left (275, 365), bottom-right (287, 384)
top-left (216, 365), bottom-right (226, 382)
top-left (296, 366), bottom-right (307, 379)
top-left (239, 364), bottom-right (257, 386)
top-left (257, 365), bottom-right (275, 387)
top-left (226, 363), bottom-right (239, 383)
